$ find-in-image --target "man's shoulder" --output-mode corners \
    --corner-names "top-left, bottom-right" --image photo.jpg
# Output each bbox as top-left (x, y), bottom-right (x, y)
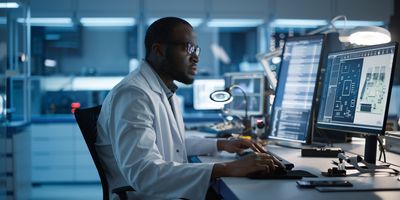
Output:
top-left (105, 62), bottom-right (161, 103)
top-left (112, 75), bottom-right (149, 95)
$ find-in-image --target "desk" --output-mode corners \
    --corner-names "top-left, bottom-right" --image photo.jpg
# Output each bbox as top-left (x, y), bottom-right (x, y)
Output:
top-left (198, 136), bottom-right (400, 200)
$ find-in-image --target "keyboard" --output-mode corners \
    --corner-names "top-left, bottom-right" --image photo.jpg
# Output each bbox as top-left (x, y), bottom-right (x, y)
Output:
top-left (267, 151), bottom-right (295, 170)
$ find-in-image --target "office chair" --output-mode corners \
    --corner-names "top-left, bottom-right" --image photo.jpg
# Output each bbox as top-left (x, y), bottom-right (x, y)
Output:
top-left (74, 105), bottom-right (135, 200)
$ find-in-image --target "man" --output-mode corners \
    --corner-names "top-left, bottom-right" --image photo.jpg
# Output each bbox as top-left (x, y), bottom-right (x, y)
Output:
top-left (97, 17), bottom-right (281, 200)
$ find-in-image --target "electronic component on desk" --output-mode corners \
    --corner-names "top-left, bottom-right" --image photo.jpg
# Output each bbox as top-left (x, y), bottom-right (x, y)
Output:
top-left (385, 131), bottom-right (400, 154)
top-left (321, 167), bottom-right (347, 177)
top-left (198, 122), bottom-right (243, 138)
top-left (296, 180), bottom-right (352, 188)
top-left (301, 147), bottom-right (344, 157)
top-left (255, 119), bottom-right (265, 138)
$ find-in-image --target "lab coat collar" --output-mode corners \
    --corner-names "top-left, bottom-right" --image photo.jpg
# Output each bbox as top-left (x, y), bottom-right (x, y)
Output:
top-left (139, 61), bottom-right (178, 98)
top-left (139, 61), bottom-right (164, 96)
top-left (139, 61), bottom-right (185, 143)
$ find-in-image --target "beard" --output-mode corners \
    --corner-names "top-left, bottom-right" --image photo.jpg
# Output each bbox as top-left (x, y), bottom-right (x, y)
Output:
top-left (160, 50), bottom-right (194, 85)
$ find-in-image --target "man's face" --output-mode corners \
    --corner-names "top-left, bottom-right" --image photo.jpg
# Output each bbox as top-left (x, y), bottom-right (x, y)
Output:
top-left (160, 24), bottom-right (199, 84)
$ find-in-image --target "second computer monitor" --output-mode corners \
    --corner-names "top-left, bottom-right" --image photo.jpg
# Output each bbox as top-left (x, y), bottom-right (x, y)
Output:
top-left (193, 79), bottom-right (225, 110)
top-left (224, 72), bottom-right (265, 117)
top-left (316, 42), bottom-right (397, 163)
top-left (317, 43), bottom-right (397, 135)
top-left (269, 35), bottom-right (325, 143)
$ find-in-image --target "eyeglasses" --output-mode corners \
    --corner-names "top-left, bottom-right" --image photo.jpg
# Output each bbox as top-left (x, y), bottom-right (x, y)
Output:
top-left (165, 42), bottom-right (201, 56)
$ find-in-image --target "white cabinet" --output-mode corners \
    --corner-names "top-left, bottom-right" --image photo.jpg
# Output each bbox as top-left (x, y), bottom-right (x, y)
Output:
top-left (5, 123), bottom-right (32, 200)
top-left (31, 123), bottom-right (99, 183)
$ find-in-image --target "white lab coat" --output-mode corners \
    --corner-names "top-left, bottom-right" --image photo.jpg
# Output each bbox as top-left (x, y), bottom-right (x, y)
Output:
top-left (96, 61), bottom-right (218, 200)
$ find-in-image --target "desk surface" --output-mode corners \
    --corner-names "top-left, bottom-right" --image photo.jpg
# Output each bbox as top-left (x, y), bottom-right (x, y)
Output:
top-left (197, 136), bottom-right (400, 200)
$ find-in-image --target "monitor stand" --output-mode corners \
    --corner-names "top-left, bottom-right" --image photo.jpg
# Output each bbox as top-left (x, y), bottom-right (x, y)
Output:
top-left (364, 135), bottom-right (378, 164)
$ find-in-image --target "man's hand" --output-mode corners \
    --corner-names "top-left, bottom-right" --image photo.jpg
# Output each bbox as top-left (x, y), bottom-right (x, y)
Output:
top-left (212, 152), bottom-right (280, 178)
top-left (212, 138), bottom-right (287, 179)
top-left (217, 138), bottom-right (266, 154)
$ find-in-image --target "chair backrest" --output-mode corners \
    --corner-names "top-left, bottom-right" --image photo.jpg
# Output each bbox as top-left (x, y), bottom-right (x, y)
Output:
top-left (74, 105), bottom-right (109, 200)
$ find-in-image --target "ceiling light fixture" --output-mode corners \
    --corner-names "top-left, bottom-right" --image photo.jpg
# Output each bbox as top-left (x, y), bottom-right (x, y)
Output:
top-left (17, 17), bottom-right (73, 27)
top-left (80, 18), bottom-right (135, 27)
top-left (0, 2), bottom-right (19, 8)
top-left (207, 19), bottom-right (264, 28)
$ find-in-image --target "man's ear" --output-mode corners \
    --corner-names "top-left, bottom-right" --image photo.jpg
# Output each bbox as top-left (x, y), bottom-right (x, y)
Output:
top-left (151, 43), bottom-right (165, 57)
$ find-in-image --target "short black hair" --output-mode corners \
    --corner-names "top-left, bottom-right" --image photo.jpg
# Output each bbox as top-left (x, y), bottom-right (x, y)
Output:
top-left (144, 17), bottom-right (192, 59)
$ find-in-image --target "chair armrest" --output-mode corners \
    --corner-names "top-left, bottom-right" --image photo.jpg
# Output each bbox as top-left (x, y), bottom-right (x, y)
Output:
top-left (112, 186), bottom-right (135, 200)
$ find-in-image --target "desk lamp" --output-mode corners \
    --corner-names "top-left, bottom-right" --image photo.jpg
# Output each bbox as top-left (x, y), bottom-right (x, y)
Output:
top-left (256, 49), bottom-right (281, 92)
top-left (209, 85), bottom-right (252, 135)
top-left (308, 15), bottom-right (391, 46)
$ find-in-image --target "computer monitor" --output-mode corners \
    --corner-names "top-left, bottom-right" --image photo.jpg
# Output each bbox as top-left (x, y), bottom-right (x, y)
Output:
top-left (317, 42), bottom-right (398, 164)
top-left (193, 79), bottom-right (225, 110)
top-left (268, 35), bottom-right (325, 144)
top-left (224, 72), bottom-right (265, 117)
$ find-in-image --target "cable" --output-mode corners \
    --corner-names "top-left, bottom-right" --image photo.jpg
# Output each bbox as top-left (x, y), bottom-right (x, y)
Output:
top-left (314, 129), bottom-right (334, 148)
top-left (377, 136), bottom-right (386, 162)
top-left (384, 161), bottom-right (400, 168)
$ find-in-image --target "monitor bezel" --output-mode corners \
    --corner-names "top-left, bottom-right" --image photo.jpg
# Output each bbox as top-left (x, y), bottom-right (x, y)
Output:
top-left (316, 42), bottom-right (398, 136)
top-left (224, 72), bottom-right (266, 117)
top-left (268, 34), bottom-right (326, 144)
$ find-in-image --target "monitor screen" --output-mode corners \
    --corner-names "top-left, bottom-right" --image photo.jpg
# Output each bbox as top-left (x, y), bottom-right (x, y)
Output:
top-left (225, 72), bottom-right (265, 117)
top-left (193, 79), bottom-right (225, 110)
top-left (317, 43), bottom-right (397, 135)
top-left (269, 35), bottom-right (325, 143)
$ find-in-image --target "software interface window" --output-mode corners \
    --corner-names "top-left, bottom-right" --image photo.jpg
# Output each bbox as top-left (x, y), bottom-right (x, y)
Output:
top-left (269, 36), bottom-right (324, 143)
top-left (318, 45), bottom-right (396, 132)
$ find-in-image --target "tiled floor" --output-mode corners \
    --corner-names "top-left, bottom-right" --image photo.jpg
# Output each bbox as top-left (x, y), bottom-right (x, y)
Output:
top-left (31, 184), bottom-right (102, 200)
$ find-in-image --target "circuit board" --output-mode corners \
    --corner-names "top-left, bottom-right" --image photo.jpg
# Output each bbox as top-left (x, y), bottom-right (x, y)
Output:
top-left (332, 58), bottom-right (363, 122)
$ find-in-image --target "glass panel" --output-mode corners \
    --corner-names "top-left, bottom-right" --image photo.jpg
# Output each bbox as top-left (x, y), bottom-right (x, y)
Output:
top-left (8, 77), bottom-right (26, 121)
top-left (0, 10), bottom-right (7, 200)
top-left (4, 5), bottom-right (30, 123)
top-left (30, 25), bottom-right (138, 118)
top-left (0, 4), bottom-right (30, 198)
top-left (218, 27), bottom-right (261, 75)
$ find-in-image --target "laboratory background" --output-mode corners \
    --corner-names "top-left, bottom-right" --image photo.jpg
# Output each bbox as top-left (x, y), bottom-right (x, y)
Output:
top-left (1, 0), bottom-right (400, 199)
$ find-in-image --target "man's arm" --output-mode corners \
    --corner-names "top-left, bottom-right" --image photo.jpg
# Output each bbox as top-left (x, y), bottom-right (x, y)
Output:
top-left (109, 87), bottom-right (214, 200)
